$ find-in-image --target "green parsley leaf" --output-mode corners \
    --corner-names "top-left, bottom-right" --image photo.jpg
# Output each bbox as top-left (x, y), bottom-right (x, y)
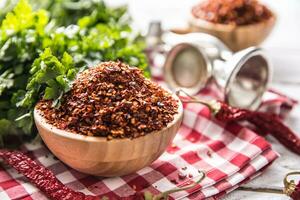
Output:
top-left (0, 0), bottom-right (149, 146)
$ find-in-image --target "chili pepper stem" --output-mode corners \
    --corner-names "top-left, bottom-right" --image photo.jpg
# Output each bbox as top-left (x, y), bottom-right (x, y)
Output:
top-left (152, 171), bottom-right (206, 200)
top-left (284, 171), bottom-right (300, 196)
top-left (176, 89), bottom-right (221, 114)
top-left (238, 186), bottom-right (283, 194)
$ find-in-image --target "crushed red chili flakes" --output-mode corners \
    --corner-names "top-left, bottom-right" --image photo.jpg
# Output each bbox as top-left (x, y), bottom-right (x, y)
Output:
top-left (192, 0), bottom-right (273, 25)
top-left (37, 61), bottom-right (178, 139)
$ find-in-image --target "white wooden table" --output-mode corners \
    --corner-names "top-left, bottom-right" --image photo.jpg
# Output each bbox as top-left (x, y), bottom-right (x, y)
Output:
top-left (122, 0), bottom-right (300, 199)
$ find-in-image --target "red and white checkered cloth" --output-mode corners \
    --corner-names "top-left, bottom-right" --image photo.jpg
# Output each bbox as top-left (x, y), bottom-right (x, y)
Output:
top-left (0, 64), bottom-right (297, 199)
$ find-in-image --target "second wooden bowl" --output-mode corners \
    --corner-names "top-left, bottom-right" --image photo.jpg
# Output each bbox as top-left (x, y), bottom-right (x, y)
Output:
top-left (189, 13), bottom-right (276, 51)
top-left (34, 93), bottom-right (183, 177)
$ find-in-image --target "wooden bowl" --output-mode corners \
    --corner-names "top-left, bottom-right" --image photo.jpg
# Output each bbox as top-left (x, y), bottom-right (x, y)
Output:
top-left (189, 13), bottom-right (276, 51)
top-left (34, 94), bottom-right (183, 177)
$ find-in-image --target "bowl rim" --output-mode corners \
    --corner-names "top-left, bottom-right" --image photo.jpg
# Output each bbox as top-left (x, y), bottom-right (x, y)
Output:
top-left (34, 92), bottom-right (183, 143)
top-left (189, 9), bottom-right (276, 31)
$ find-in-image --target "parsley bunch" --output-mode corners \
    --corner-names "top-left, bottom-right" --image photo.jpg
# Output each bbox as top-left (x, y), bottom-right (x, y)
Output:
top-left (0, 0), bottom-right (148, 146)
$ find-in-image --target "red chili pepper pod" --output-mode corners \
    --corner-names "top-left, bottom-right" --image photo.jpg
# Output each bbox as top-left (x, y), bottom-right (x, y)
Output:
top-left (291, 181), bottom-right (300, 200)
top-left (284, 172), bottom-right (300, 200)
top-left (0, 150), bottom-right (99, 200)
top-left (215, 101), bottom-right (300, 155)
top-left (247, 112), bottom-right (300, 155)
top-left (176, 90), bottom-right (300, 155)
top-left (214, 101), bottom-right (251, 121)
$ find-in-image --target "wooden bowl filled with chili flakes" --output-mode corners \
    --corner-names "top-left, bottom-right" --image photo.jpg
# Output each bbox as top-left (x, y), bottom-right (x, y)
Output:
top-left (34, 61), bottom-right (183, 177)
top-left (189, 0), bottom-right (276, 51)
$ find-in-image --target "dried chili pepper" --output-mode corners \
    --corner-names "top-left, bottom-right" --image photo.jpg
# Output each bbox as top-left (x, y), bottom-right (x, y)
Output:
top-left (177, 90), bottom-right (300, 155)
top-left (0, 150), bottom-right (99, 200)
top-left (291, 182), bottom-right (300, 200)
top-left (0, 149), bottom-right (205, 200)
top-left (284, 172), bottom-right (300, 200)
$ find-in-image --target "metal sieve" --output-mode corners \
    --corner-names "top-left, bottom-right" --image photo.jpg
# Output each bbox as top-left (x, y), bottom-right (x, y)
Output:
top-left (146, 23), bottom-right (272, 110)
